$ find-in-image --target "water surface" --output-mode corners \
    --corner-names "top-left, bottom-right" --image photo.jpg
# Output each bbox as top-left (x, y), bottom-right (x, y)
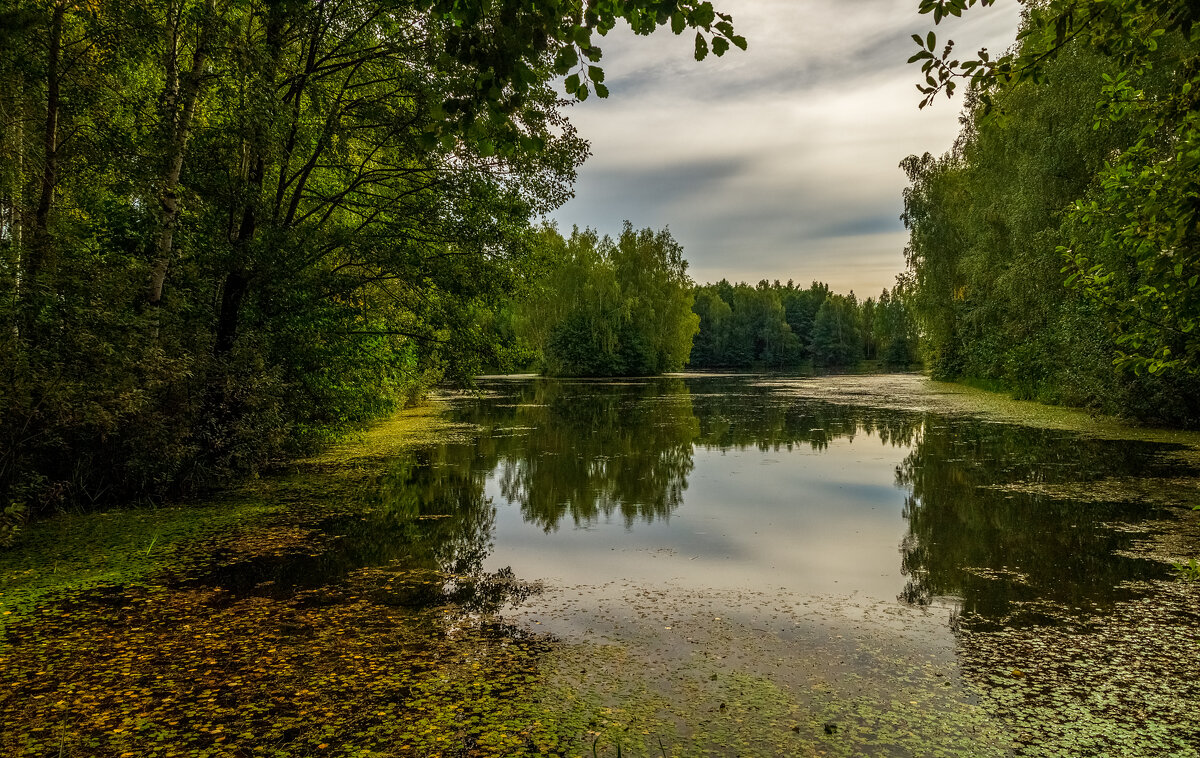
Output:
top-left (3, 374), bottom-right (1198, 757)
top-left (417, 376), bottom-right (1181, 618)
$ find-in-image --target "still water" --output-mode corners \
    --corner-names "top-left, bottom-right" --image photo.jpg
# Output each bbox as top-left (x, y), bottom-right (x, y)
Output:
top-left (375, 374), bottom-right (1200, 755)
top-left (4, 373), bottom-right (1198, 756)
top-left (413, 376), bottom-right (1178, 618)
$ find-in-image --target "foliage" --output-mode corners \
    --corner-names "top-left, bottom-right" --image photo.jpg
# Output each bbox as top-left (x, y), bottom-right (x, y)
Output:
top-left (904, 0), bottom-right (1200, 421)
top-left (516, 223), bottom-right (700, 376)
top-left (0, 0), bottom-right (742, 515)
top-left (1174, 556), bottom-right (1200, 581)
top-left (688, 279), bottom-right (919, 368)
top-left (902, 8), bottom-right (1200, 419)
top-left (0, 503), bottom-right (25, 548)
top-left (811, 293), bottom-right (863, 366)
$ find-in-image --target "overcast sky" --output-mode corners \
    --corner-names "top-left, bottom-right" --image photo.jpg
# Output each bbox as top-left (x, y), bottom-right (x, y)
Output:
top-left (547, 0), bottom-right (1022, 296)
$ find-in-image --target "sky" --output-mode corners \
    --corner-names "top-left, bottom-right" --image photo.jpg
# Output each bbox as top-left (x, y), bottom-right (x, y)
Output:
top-left (547, 0), bottom-right (1023, 297)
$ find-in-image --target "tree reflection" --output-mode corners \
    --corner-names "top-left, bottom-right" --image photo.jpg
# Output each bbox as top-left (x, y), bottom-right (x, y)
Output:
top-left (688, 384), bottom-right (921, 452)
top-left (455, 379), bottom-right (700, 530)
top-left (895, 420), bottom-right (1176, 623)
top-left (443, 377), bottom-right (925, 532)
top-left (191, 443), bottom-right (515, 611)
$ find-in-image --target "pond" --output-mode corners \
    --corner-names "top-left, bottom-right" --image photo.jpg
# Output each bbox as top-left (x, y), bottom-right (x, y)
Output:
top-left (2, 374), bottom-right (1198, 757)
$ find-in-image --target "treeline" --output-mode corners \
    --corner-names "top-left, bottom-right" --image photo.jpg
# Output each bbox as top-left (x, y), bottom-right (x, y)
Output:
top-left (903, 3), bottom-right (1200, 423)
top-left (507, 234), bottom-right (921, 376)
top-left (513, 224), bottom-right (699, 376)
top-left (0, 0), bottom-right (744, 521)
top-left (690, 280), bottom-right (919, 368)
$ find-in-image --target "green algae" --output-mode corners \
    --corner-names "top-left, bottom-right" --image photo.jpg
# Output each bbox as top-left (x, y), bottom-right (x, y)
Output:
top-left (0, 499), bottom-right (283, 642)
top-left (3, 376), bottom-right (1200, 757)
top-left (0, 402), bottom-right (471, 635)
top-left (532, 629), bottom-right (1010, 757)
top-left (756, 373), bottom-right (1200, 445)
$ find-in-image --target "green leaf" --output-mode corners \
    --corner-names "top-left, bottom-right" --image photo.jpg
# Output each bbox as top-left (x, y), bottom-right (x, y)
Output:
top-left (694, 32), bottom-right (709, 61)
top-left (712, 37), bottom-right (729, 56)
top-left (671, 11), bottom-right (685, 34)
top-left (927, 31), bottom-right (936, 50)
top-left (554, 46), bottom-right (579, 74)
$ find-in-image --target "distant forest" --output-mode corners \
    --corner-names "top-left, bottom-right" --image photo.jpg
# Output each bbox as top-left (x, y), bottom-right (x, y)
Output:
top-left (513, 224), bottom-right (699, 377)
top-left (509, 225), bottom-right (920, 376)
top-left (690, 279), bottom-right (919, 369)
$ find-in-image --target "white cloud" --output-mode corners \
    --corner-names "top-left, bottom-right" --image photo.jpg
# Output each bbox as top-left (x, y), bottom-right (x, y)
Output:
top-left (548, 0), bottom-right (1022, 294)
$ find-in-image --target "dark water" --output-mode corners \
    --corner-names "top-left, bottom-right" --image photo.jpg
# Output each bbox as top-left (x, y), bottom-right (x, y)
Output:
top-left (272, 375), bottom-right (1179, 624)
top-left (8, 374), bottom-right (1199, 756)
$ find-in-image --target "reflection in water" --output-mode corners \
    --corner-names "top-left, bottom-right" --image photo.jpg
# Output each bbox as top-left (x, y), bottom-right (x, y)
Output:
top-left (192, 443), bottom-right (528, 613)
top-left (449, 378), bottom-right (924, 532)
top-left (168, 376), bottom-right (1200, 757)
top-left (489, 379), bottom-right (698, 530)
top-left (434, 377), bottom-right (1184, 623)
top-left (689, 387), bottom-right (920, 452)
top-left (10, 376), bottom-right (1196, 758)
top-left (199, 376), bottom-right (1190, 630)
top-left (895, 422), bottom-right (1179, 623)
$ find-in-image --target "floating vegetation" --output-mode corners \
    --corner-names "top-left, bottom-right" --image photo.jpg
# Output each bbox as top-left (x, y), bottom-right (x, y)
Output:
top-left (1173, 558), bottom-right (1200, 582)
top-left (3, 376), bottom-right (1200, 756)
top-left (956, 581), bottom-right (1200, 757)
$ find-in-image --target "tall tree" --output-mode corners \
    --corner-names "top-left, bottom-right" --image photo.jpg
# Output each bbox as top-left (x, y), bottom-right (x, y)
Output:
top-left (517, 224), bottom-right (699, 376)
top-left (0, 0), bottom-right (746, 514)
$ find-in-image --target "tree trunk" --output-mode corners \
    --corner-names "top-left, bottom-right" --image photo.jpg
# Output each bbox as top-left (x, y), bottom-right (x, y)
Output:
top-left (214, 268), bottom-right (249, 354)
top-left (148, 0), bottom-right (217, 310)
top-left (27, 1), bottom-right (64, 292)
top-left (212, 0), bottom-right (284, 356)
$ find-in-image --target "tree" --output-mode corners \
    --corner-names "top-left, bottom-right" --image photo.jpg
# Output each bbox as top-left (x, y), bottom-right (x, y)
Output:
top-left (902, 3), bottom-right (1200, 418)
top-left (0, 0), bottom-right (745, 513)
top-left (690, 289), bottom-right (733, 366)
top-left (912, 0), bottom-right (1200, 377)
top-left (517, 224), bottom-right (700, 376)
top-left (811, 294), bottom-right (863, 366)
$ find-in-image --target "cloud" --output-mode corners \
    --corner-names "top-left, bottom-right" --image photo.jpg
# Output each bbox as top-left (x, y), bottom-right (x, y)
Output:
top-left (549, 0), bottom-right (1022, 295)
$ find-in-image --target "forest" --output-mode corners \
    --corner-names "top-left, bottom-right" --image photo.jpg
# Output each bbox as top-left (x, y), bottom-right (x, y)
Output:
top-left (0, 0), bottom-right (744, 523)
top-left (4, 2), bottom-right (1200, 755)
top-left (689, 279), bottom-right (919, 369)
top-left (3, 0), bottom-right (1200, 516)
top-left (903, 0), bottom-right (1200, 424)
top-left (512, 223), bottom-right (699, 377)
top-left (508, 224), bottom-right (921, 375)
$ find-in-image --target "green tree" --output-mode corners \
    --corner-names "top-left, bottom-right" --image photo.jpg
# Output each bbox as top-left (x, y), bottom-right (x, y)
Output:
top-left (0, 0), bottom-right (745, 514)
top-left (811, 294), bottom-right (863, 366)
top-left (780, 281), bottom-right (829, 356)
top-left (902, 7), bottom-right (1200, 417)
top-left (912, 0), bottom-right (1200, 378)
top-left (517, 224), bottom-right (700, 376)
top-left (690, 288), bottom-right (733, 366)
